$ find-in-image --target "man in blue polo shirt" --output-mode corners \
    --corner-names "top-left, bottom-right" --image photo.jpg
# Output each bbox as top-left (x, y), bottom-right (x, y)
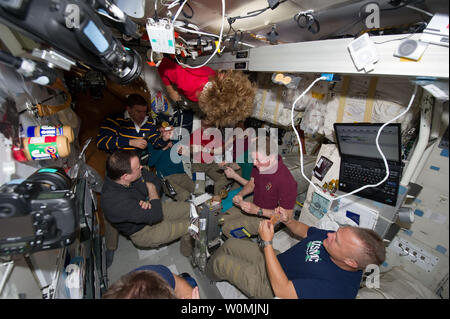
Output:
top-left (206, 207), bottom-right (386, 299)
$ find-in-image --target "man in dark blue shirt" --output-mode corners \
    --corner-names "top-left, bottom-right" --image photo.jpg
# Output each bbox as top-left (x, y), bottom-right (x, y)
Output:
top-left (206, 207), bottom-right (386, 299)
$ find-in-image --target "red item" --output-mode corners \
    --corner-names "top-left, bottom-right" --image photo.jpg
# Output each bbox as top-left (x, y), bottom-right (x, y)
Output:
top-left (11, 145), bottom-right (28, 162)
top-left (157, 57), bottom-right (216, 102)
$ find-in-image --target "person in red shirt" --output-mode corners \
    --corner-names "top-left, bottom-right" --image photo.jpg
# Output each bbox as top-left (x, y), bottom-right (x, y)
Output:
top-left (157, 56), bottom-right (256, 128)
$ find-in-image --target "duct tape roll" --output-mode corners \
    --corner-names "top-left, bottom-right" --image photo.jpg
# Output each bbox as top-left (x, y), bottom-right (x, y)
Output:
top-left (398, 207), bottom-right (415, 224)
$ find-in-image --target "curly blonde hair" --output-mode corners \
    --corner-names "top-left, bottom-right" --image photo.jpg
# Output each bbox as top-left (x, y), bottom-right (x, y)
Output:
top-left (198, 70), bottom-right (256, 128)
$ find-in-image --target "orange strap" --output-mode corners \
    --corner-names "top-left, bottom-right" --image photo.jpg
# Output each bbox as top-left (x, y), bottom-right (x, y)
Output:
top-left (36, 78), bottom-right (72, 117)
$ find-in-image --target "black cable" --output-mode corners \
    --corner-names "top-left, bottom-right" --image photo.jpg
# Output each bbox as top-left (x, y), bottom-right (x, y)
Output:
top-left (228, 0), bottom-right (288, 25)
top-left (0, 50), bottom-right (22, 69)
top-left (309, 19), bottom-right (320, 34)
top-left (182, 2), bottom-right (194, 19)
top-left (246, 6), bottom-right (270, 17)
top-left (319, 15), bottom-right (365, 40)
top-left (225, 18), bottom-right (236, 39)
top-left (231, 6), bottom-right (269, 21)
top-left (230, 30), bottom-right (244, 51)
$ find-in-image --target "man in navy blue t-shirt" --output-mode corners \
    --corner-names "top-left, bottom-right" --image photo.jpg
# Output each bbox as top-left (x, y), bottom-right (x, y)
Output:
top-left (206, 207), bottom-right (386, 299)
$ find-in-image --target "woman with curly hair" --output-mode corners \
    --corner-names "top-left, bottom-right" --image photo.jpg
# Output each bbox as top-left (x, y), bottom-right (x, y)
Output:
top-left (158, 57), bottom-right (256, 128)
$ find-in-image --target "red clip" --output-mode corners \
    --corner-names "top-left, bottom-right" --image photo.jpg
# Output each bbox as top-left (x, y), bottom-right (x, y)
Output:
top-left (11, 145), bottom-right (27, 162)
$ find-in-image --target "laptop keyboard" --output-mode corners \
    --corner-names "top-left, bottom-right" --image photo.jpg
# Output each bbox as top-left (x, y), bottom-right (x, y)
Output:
top-left (340, 162), bottom-right (400, 206)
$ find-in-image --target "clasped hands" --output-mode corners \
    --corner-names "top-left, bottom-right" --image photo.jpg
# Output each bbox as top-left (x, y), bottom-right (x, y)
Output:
top-left (139, 200), bottom-right (152, 210)
top-left (258, 206), bottom-right (293, 242)
top-left (231, 194), bottom-right (258, 214)
top-left (129, 128), bottom-right (174, 150)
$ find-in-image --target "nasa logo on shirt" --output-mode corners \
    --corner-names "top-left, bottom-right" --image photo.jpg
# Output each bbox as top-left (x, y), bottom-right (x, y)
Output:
top-left (265, 182), bottom-right (272, 191)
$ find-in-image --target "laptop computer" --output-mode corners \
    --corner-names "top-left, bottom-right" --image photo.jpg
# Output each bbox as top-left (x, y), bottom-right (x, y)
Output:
top-left (334, 123), bottom-right (402, 206)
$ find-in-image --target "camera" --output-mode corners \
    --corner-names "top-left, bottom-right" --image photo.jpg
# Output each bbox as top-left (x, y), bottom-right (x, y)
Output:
top-left (0, 0), bottom-right (142, 84)
top-left (0, 167), bottom-right (78, 256)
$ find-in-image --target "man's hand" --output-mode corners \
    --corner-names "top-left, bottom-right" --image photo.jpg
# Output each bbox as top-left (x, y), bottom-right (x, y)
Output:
top-left (177, 145), bottom-right (187, 156)
top-left (276, 206), bottom-right (293, 225)
top-left (217, 162), bottom-right (227, 168)
top-left (139, 200), bottom-right (152, 210)
top-left (240, 201), bottom-right (259, 215)
top-left (162, 141), bottom-right (173, 150)
top-left (224, 167), bottom-right (238, 180)
top-left (129, 138), bottom-right (148, 149)
top-left (259, 219), bottom-right (274, 242)
top-left (232, 194), bottom-right (244, 206)
top-left (146, 182), bottom-right (159, 201)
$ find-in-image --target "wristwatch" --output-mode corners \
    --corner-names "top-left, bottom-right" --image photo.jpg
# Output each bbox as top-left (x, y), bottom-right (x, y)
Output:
top-left (258, 239), bottom-right (273, 249)
top-left (257, 207), bottom-right (263, 217)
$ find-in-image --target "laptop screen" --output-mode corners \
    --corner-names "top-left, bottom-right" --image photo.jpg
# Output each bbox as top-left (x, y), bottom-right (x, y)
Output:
top-left (334, 123), bottom-right (401, 162)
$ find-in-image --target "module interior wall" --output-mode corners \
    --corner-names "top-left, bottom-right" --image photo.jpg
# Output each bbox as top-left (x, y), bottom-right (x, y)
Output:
top-left (385, 123), bottom-right (449, 295)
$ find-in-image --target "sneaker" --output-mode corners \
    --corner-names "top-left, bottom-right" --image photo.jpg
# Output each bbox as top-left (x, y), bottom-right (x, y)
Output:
top-left (180, 234), bottom-right (193, 257)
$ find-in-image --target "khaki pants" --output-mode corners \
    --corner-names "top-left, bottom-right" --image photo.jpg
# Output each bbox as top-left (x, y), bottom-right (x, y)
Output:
top-left (104, 218), bottom-right (119, 251)
top-left (130, 201), bottom-right (190, 248)
top-left (166, 173), bottom-right (195, 202)
top-left (191, 163), bottom-right (230, 195)
top-left (206, 238), bottom-right (274, 299)
top-left (221, 196), bottom-right (263, 238)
